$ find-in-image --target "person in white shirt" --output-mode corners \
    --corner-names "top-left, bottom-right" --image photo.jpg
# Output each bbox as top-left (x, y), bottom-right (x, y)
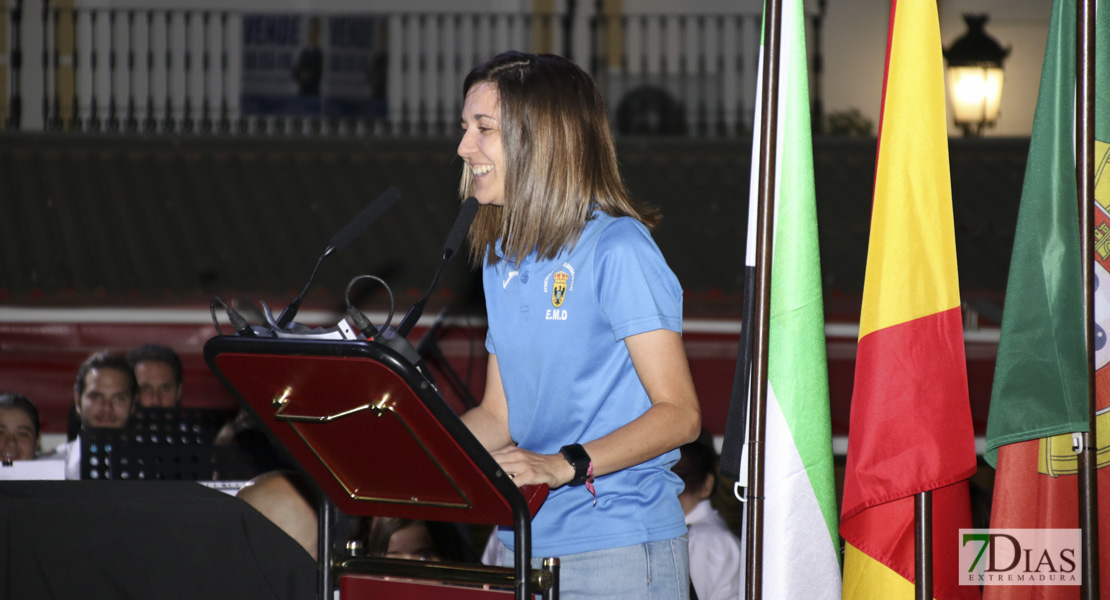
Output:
top-left (39, 352), bottom-right (137, 479)
top-left (673, 431), bottom-right (741, 600)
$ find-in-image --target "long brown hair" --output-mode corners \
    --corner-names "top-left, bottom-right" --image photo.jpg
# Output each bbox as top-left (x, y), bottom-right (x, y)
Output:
top-left (459, 51), bottom-right (660, 266)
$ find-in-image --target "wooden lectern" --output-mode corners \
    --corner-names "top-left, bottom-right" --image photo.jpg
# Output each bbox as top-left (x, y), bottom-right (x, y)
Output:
top-left (205, 334), bottom-right (554, 600)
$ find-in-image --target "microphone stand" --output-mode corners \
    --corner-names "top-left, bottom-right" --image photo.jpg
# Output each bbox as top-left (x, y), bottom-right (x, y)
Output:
top-left (415, 308), bottom-right (479, 410)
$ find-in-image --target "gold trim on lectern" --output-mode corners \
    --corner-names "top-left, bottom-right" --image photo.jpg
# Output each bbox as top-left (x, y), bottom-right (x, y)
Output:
top-left (271, 390), bottom-right (472, 509)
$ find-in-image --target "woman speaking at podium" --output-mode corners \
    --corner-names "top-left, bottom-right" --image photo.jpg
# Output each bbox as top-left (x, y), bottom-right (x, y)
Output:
top-left (457, 51), bottom-right (701, 600)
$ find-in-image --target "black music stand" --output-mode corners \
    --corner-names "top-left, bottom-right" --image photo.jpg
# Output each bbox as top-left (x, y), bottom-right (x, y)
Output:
top-left (80, 407), bottom-right (284, 482)
top-left (204, 335), bottom-right (552, 600)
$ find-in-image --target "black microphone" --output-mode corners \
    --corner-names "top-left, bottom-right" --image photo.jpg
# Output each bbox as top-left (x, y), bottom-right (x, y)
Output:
top-left (327, 187), bottom-right (401, 256)
top-left (395, 197), bottom-right (480, 337)
top-left (276, 187), bottom-right (401, 329)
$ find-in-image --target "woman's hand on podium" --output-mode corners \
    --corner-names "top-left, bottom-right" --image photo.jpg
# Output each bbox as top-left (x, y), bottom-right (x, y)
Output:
top-left (489, 445), bottom-right (575, 489)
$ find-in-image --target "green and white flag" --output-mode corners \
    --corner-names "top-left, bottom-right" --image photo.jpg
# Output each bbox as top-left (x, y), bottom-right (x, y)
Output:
top-left (732, 0), bottom-right (841, 596)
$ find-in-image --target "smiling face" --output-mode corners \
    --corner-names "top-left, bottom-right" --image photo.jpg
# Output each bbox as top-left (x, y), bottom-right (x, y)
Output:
top-left (0, 407), bottom-right (37, 461)
top-left (457, 82), bottom-right (506, 207)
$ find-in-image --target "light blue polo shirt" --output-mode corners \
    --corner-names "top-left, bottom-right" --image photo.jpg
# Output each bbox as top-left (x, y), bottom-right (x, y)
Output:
top-left (483, 211), bottom-right (688, 557)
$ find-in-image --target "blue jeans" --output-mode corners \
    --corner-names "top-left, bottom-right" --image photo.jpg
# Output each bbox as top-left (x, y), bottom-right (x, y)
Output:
top-left (505, 537), bottom-right (690, 600)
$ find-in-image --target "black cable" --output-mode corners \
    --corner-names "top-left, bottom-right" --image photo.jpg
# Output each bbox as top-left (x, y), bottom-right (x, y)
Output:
top-left (344, 275), bottom-right (394, 338)
top-left (209, 297), bottom-right (227, 335)
top-left (210, 296), bottom-right (254, 336)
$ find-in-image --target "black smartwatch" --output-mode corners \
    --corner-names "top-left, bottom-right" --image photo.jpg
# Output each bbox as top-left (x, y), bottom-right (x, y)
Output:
top-left (559, 443), bottom-right (592, 486)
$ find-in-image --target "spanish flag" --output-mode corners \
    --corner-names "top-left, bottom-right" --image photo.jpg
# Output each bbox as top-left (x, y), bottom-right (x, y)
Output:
top-left (839, 1), bottom-right (979, 598)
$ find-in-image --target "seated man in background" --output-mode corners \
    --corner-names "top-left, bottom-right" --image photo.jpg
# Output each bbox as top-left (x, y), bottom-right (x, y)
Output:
top-left (40, 352), bottom-right (137, 478)
top-left (127, 344), bottom-right (184, 408)
top-left (0, 393), bottom-right (41, 462)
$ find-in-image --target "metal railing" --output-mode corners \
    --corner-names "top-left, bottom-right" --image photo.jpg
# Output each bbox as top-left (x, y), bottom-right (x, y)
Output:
top-left (1, 0), bottom-right (822, 137)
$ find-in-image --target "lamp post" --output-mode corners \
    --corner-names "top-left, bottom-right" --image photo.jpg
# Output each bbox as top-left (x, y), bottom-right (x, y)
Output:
top-left (943, 14), bottom-right (1010, 136)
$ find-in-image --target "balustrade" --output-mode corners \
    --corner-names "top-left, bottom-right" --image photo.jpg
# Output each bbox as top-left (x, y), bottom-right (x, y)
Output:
top-left (0, 0), bottom-right (823, 137)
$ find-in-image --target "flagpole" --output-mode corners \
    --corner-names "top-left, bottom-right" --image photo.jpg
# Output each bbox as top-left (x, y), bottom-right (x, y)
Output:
top-left (913, 491), bottom-right (932, 600)
top-left (744, 0), bottom-right (783, 597)
top-left (1075, 0), bottom-right (1100, 598)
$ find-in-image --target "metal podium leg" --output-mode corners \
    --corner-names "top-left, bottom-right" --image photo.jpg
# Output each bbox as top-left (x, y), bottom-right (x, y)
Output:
top-left (319, 497), bottom-right (335, 600)
top-left (541, 557), bottom-right (559, 600)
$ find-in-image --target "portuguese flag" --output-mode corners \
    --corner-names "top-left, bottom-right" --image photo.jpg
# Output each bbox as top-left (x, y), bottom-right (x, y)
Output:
top-left (839, 1), bottom-right (978, 598)
top-left (984, 1), bottom-right (1109, 598)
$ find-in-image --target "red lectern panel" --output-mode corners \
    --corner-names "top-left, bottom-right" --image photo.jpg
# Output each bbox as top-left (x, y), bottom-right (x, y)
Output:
top-left (206, 337), bottom-right (545, 526)
top-left (341, 575), bottom-right (512, 599)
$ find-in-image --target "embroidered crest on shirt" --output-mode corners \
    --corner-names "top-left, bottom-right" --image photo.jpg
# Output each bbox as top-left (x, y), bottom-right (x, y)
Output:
top-left (544, 263), bottom-right (575, 321)
top-left (551, 272), bottom-right (569, 307)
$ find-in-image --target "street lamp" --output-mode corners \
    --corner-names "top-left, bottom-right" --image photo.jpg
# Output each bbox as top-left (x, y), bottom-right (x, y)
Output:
top-left (943, 14), bottom-right (1010, 136)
